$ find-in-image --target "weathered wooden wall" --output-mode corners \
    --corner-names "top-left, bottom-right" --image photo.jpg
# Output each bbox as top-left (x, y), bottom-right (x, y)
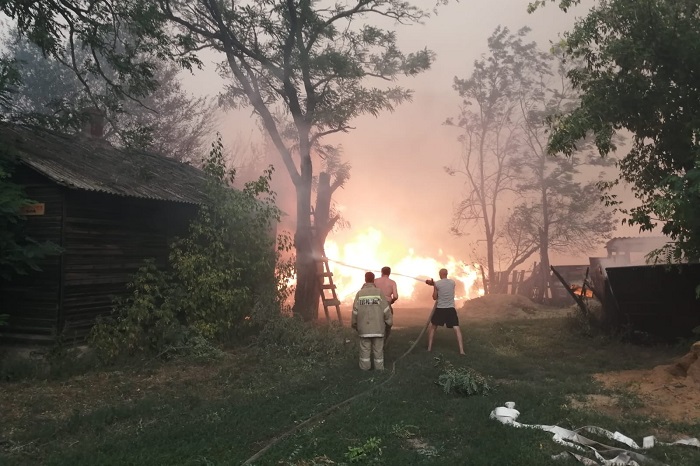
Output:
top-left (60, 191), bottom-right (196, 340)
top-left (1, 168), bottom-right (198, 344)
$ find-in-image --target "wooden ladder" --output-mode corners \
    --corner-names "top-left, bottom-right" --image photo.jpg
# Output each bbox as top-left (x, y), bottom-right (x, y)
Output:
top-left (317, 254), bottom-right (342, 325)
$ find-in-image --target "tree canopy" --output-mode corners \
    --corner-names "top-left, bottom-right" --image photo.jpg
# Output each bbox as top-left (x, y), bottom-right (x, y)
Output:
top-left (537, 0), bottom-right (700, 262)
top-left (1, 34), bottom-right (216, 161)
top-left (446, 27), bottom-right (614, 294)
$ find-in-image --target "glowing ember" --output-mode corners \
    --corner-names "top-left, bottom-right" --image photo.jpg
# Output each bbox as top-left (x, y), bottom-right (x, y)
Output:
top-left (325, 228), bottom-right (483, 306)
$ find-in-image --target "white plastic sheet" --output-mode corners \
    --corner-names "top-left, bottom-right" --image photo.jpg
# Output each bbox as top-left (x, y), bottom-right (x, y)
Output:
top-left (489, 402), bottom-right (699, 466)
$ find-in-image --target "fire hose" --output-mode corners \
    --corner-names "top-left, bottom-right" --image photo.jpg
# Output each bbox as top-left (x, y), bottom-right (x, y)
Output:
top-left (241, 299), bottom-right (438, 465)
top-left (322, 257), bottom-right (430, 283)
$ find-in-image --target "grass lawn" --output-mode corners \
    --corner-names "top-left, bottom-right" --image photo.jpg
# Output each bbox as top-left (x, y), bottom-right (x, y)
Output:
top-left (1, 304), bottom-right (699, 465)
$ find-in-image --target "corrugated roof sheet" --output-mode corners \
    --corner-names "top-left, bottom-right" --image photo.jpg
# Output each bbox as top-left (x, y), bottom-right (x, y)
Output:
top-left (1, 123), bottom-right (211, 204)
top-left (605, 236), bottom-right (668, 251)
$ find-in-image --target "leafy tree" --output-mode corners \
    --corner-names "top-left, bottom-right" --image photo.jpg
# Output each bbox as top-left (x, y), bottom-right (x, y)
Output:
top-left (1, 54), bottom-right (61, 284)
top-left (2, 34), bottom-right (216, 161)
top-left (445, 27), bottom-right (538, 291)
top-left (0, 0), bottom-right (201, 124)
top-left (514, 47), bottom-right (615, 301)
top-left (533, 0), bottom-right (700, 262)
top-left (129, 0), bottom-right (437, 320)
top-left (447, 27), bottom-right (615, 295)
top-left (0, 144), bottom-right (62, 281)
top-left (0, 57), bottom-right (21, 111)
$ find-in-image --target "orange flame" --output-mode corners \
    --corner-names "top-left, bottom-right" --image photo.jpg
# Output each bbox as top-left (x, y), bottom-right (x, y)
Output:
top-left (324, 228), bottom-right (484, 306)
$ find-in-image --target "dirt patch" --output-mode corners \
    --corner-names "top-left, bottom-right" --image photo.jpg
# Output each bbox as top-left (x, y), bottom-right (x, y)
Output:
top-left (572, 341), bottom-right (700, 423)
top-left (389, 294), bottom-right (570, 328)
top-left (404, 436), bottom-right (440, 457)
top-left (461, 294), bottom-right (567, 321)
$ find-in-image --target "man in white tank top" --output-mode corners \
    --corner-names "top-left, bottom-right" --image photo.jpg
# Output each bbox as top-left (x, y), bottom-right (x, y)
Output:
top-left (427, 268), bottom-right (465, 355)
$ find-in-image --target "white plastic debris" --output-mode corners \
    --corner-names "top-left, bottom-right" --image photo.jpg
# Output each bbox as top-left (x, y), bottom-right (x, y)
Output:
top-left (489, 406), bottom-right (520, 425)
top-left (488, 402), bottom-right (700, 466)
top-left (671, 438), bottom-right (700, 448)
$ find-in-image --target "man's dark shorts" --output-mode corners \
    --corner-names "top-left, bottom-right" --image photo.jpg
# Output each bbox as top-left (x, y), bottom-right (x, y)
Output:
top-left (431, 307), bottom-right (459, 328)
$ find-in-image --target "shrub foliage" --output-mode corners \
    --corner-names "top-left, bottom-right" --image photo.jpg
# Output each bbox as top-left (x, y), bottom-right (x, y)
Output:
top-left (434, 355), bottom-right (493, 396)
top-left (90, 136), bottom-right (293, 360)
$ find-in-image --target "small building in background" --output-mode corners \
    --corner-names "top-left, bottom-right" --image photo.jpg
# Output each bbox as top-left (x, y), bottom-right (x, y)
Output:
top-left (0, 123), bottom-right (211, 344)
top-left (604, 236), bottom-right (669, 265)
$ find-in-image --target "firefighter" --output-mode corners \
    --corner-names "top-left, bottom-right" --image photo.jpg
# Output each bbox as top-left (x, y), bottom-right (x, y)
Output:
top-left (352, 271), bottom-right (393, 370)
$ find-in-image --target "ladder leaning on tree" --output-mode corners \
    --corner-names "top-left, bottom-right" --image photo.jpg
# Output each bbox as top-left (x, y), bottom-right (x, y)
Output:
top-left (310, 205), bottom-right (342, 325)
top-left (317, 253), bottom-right (342, 325)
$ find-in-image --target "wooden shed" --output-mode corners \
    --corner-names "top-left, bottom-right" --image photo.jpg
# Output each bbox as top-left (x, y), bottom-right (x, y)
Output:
top-left (0, 124), bottom-right (211, 344)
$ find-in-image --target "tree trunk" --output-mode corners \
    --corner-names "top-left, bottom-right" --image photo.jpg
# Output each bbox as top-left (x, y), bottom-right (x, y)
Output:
top-left (535, 227), bottom-right (550, 303)
top-left (314, 172), bottom-right (335, 247)
top-left (486, 233), bottom-right (496, 294)
top-left (535, 183), bottom-right (550, 303)
top-left (293, 226), bottom-right (320, 321)
top-left (291, 138), bottom-right (320, 321)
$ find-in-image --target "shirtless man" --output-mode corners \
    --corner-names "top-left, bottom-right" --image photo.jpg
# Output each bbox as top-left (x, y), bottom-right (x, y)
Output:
top-left (374, 266), bottom-right (398, 344)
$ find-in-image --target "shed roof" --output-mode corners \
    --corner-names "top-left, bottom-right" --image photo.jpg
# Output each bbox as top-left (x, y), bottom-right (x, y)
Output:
top-left (1, 123), bottom-right (211, 205)
top-left (605, 236), bottom-right (668, 253)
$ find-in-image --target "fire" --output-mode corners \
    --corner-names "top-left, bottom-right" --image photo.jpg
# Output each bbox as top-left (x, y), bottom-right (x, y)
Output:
top-left (324, 228), bottom-right (484, 306)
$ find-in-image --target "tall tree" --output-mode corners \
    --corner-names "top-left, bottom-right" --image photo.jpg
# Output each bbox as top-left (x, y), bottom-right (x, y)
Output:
top-left (130, 0), bottom-right (436, 320)
top-left (533, 0), bottom-right (700, 263)
top-left (0, 53), bottom-right (60, 281)
top-left (0, 0), bottom-right (201, 140)
top-left (2, 34), bottom-right (216, 162)
top-left (447, 27), bottom-right (615, 295)
top-left (515, 48), bottom-right (615, 301)
top-left (445, 27), bottom-right (537, 291)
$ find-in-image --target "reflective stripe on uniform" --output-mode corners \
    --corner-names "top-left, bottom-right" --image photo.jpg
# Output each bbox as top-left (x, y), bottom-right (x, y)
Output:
top-left (359, 334), bottom-right (383, 338)
top-left (360, 358), bottom-right (371, 362)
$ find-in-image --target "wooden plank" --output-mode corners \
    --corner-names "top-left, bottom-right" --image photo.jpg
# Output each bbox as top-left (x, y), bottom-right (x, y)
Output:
top-left (550, 266), bottom-right (588, 316)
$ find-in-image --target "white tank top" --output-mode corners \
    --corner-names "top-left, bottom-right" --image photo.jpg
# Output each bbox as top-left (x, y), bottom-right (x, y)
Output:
top-left (435, 278), bottom-right (455, 308)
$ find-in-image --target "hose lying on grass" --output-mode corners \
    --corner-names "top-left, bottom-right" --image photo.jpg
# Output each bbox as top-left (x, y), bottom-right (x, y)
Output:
top-left (241, 302), bottom-right (437, 465)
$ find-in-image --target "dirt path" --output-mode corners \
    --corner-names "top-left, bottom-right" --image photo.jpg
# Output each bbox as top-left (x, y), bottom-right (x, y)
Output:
top-left (578, 342), bottom-right (700, 423)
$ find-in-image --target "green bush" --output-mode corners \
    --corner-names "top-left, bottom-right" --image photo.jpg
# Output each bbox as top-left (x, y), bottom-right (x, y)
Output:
top-left (89, 136), bottom-right (291, 362)
top-left (344, 437), bottom-right (383, 464)
top-left (1, 142), bottom-right (62, 281)
top-left (434, 356), bottom-right (493, 396)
